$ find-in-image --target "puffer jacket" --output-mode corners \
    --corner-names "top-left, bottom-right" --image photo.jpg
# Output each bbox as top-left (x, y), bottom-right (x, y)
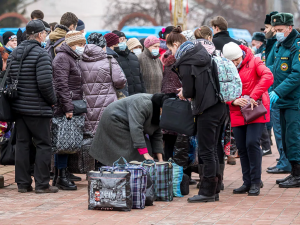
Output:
top-left (227, 45), bottom-right (273, 127)
top-left (161, 50), bottom-right (181, 94)
top-left (114, 47), bottom-right (145, 95)
top-left (79, 44), bottom-right (126, 135)
top-left (52, 42), bottom-right (82, 116)
top-left (6, 40), bottom-right (57, 117)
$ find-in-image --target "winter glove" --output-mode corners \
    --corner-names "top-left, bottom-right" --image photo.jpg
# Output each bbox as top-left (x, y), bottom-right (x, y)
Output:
top-left (269, 91), bottom-right (279, 108)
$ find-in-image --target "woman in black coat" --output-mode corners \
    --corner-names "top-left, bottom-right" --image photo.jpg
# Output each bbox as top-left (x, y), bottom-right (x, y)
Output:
top-left (168, 27), bottom-right (226, 203)
top-left (114, 46), bottom-right (146, 95)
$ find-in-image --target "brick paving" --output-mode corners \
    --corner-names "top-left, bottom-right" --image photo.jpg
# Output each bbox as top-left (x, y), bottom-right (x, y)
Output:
top-left (1, 142), bottom-right (300, 225)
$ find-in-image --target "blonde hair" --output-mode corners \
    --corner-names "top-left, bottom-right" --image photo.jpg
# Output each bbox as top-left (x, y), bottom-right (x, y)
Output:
top-left (194, 26), bottom-right (213, 40)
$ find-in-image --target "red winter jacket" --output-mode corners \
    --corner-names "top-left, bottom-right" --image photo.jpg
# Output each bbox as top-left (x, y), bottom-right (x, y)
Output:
top-left (227, 45), bottom-right (273, 127)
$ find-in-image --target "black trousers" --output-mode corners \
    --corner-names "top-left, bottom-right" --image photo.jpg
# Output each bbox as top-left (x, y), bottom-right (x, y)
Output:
top-left (197, 102), bottom-right (226, 178)
top-left (15, 115), bottom-right (52, 190)
top-left (163, 134), bottom-right (177, 161)
top-left (233, 123), bottom-right (264, 186)
top-left (260, 124), bottom-right (271, 150)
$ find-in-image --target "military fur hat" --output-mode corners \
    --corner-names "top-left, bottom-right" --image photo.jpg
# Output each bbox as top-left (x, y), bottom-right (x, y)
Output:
top-left (264, 11), bottom-right (278, 25)
top-left (271, 13), bottom-right (294, 26)
top-left (252, 32), bottom-right (265, 43)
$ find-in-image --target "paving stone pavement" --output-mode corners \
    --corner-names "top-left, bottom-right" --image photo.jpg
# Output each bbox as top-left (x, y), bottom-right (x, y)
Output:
top-left (1, 142), bottom-right (300, 225)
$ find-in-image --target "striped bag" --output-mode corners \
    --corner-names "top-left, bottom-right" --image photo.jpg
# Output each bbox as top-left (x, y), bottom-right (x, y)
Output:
top-left (169, 159), bottom-right (184, 197)
top-left (102, 157), bottom-right (147, 209)
top-left (130, 160), bottom-right (173, 202)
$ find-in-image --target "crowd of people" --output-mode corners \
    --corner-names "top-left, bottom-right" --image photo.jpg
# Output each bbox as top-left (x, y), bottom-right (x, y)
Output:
top-left (0, 9), bottom-right (300, 203)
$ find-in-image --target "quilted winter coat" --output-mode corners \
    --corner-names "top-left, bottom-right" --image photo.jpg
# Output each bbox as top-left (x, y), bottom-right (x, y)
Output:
top-left (227, 45), bottom-right (273, 127)
top-left (52, 42), bottom-right (82, 116)
top-left (79, 44), bottom-right (126, 135)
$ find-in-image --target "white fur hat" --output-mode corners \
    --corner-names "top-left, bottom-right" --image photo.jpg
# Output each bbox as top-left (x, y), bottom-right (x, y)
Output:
top-left (222, 42), bottom-right (243, 60)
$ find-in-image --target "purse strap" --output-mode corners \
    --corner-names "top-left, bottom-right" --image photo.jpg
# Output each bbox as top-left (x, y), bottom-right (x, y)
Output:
top-left (0, 59), bottom-right (13, 90)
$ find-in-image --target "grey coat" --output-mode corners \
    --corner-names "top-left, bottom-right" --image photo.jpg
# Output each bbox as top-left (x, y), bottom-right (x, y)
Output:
top-left (138, 48), bottom-right (163, 94)
top-left (89, 93), bottom-right (163, 166)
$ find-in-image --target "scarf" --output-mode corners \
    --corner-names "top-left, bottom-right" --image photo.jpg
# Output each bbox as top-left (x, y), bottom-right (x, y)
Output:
top-left (175, 41), bottom-right (195, 60)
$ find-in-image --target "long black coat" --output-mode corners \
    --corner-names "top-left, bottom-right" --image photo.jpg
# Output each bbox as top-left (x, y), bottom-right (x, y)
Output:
top-left (114, 47), bottom-right (146, 95)
top-left (7, 40), bottom-right (57, 117)
top-left (212, 31), bottom-right (241, 52)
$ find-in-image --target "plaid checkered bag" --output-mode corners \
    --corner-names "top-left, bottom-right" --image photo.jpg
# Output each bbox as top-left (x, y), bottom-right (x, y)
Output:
top-left (102, 157), bottom-right (147, 209)
top-left (130, 160), bottom-right (173, 202)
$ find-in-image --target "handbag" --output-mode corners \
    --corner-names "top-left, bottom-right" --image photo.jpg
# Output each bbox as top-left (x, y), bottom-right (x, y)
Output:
top-left (0, 60), bottom-right (13, 122)
top-left (160, 98), bottom-right (196, 136)
top-left (72, 99), bottom-right (87, 115)
top-left (0, 127), bottom-right (16, 165)
top-left (107, 55), bottom-right (126, 100)
top-left (88, 168), bottom-right (132, 211)
top-left (51, 115), bottom-right (84, 154)
top-left (240, 95), bottom-right (267, 123)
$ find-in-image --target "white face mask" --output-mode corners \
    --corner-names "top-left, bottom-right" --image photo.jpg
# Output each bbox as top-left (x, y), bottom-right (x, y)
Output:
top-left (75, 46), bottom-right (84, 56)
top-left (133, 48), bottom-right (142, 56)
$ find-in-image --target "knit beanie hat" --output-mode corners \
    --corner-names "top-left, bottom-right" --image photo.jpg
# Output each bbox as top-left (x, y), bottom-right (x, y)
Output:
top-left (223, 42), bottom-right (243, 61)
top-left (252, 32), bottom-right (265, 43)
top-left (144, 36), bottom-right (160, 48)
top-left (3, 31), bottom-right (16, 46)
top-left (65, 31), bottom-right (86, 47)
top-left (87, 32), bottom-right (107, 48)
top-left (181, 30), bottom-right (196, 41)
top-left (104, 33), bottom-right (119, 47)
top-left (76, 19), bottom-right (85, 31)
top-left (127, 38), bottom-right (142, 50)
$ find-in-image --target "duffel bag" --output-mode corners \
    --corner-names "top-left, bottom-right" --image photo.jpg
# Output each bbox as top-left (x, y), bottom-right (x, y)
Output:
top-left (87, 168), bottom-right (132, 211)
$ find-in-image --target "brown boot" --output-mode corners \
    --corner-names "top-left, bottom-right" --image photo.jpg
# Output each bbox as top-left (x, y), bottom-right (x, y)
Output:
top-left (35, 186), bottom-right (59, 194)
top-left (227, 155), bottom-right (236, 165)
top-left (0, 176), bottom-right (4, 188)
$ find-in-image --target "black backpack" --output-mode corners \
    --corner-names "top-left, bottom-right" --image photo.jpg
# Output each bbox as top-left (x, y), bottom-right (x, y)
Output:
top-left (45, 38), bottom-right (65, 60)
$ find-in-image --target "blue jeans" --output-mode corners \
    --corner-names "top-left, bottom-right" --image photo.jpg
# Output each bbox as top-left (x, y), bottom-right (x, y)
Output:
top-left (271, 107), bottom-right (291, 171)
top-left (54, 154), bottom-right (68, 169)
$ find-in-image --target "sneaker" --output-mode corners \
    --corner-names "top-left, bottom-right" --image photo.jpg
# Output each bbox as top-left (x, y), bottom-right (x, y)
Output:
top-left (18, 186), bottom-right (33, 193)
top-left (35, 186), bottom-right (59, 194)
top-left (262, 149), bottom-right (272, 156)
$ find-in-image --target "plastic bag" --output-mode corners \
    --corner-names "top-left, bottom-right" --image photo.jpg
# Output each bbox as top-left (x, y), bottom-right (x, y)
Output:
top-left (188, 136), bottom-right (199, 166)
top-left (173, 135), bottom-right (189, 168)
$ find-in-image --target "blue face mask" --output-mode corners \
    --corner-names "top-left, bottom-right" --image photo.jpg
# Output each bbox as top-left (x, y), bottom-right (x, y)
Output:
top-left (41, 42), bottom-right (47, 48)
top-left (276, 32), bottom-right (287, 43)
top-left (237, 61), bottom-right (242, 69)
top-left (75, 46), bottom-right (84, 56)
top-left (118, 42), bottom-right (127, 51)
top-left (252, 46), bottom-right (257, 53)
top-left (151, 49), bottom-right (159, 57)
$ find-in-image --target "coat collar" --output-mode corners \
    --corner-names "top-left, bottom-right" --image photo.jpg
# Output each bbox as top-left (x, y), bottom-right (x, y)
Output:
top-left (213, 31), bottom-right (230, 38)
top-left (281, 29), bottom-right (299, 48)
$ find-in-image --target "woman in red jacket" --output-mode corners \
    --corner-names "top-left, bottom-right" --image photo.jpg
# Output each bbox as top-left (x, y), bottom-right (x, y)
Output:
top-left (223, 42), bottom-right (273, 196)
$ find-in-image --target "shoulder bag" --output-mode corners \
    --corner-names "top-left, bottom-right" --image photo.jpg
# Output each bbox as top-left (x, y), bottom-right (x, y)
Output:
top-left (240, 95), bottom-right (267, 123)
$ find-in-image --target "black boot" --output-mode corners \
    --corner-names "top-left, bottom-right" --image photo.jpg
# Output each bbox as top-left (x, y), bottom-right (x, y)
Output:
top-left (219, 164), bottom-right (225, 190)
top-left (188, 177), bottom-right (217, 203)
top-left (248, 183), bottom-right (260, 196)
top-left (197, 164), bottom-right (204, 189)
top-left (56, 168), bottom-right (77, 190)
top-left (66, 168), bottom-right (82, 182)
top-left (233, 185), bottom-right (250, 194)
top-left (279, 164), bottom-right (300, 188)
top-left (52, 167), bottom-right (58, 186)
top-left (276, 175), bottom-right (293, 184)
